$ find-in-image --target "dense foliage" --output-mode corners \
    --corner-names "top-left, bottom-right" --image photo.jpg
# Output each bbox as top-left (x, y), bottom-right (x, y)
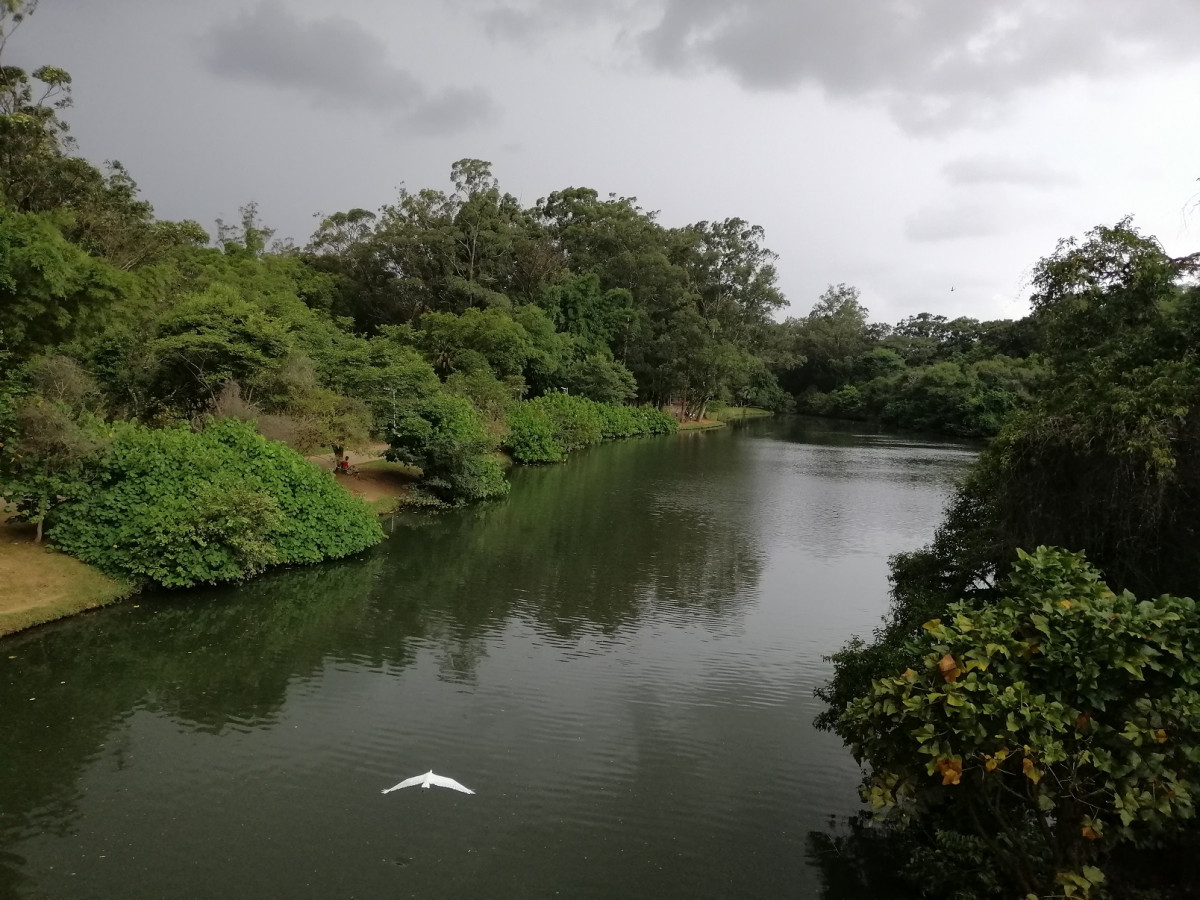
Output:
top-left (0, 1), bottom-right (789, 541)
top-left (820, 221), bottom-right (1200, 897)
top-left (384, 393), bottom-right (509, 503)
top-left (839, 547), bottom-right (1200, 898)
top-left (775, 284), bottom-right (1045, 437)
top-left (503, 395), bottom-right (676, 464)
top-left (49, 419), bottom-right (383, 587)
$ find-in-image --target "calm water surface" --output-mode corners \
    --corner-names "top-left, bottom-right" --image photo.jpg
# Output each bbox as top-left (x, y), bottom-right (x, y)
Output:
top-left (0, 417), bottom-right (974, 899)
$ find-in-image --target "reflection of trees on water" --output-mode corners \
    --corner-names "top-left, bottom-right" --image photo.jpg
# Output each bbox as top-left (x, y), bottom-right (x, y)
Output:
top-left (0, 432), bottom-right (766, 873)
top-left (0, 555), bottom-right (392, 855)
top-left (381, 432), bottom-right (763, 643)
top-left (0, 848), bottom-right (33, 899)
top-left (805, 819), bottom-right (920, 900)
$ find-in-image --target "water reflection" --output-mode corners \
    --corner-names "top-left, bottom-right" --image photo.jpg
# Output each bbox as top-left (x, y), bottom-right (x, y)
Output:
top-left (0, 417), bottom-right (973, 899)
top-left (806, 819), bottom-right (919, 900)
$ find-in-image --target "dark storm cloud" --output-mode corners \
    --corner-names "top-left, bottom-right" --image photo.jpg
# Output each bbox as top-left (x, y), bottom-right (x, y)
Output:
top-left (475, 0), bottom-right (1200, 132)
top-left (641, 0), bottom-right (1200, 131)
top-left (942, 155), bottom-right (1079, 189)
top-left (202, 2), bottom-right (495, 134)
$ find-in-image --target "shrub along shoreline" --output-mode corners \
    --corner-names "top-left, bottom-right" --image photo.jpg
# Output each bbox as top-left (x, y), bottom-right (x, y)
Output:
top-left (0, 403), bottom-right (681, 636)
top-left (503, 395), bottom-right (677, 465)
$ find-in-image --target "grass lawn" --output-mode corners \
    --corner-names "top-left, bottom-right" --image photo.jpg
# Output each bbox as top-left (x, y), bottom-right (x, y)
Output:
top-left (0, 518), bottom-right (135, 637)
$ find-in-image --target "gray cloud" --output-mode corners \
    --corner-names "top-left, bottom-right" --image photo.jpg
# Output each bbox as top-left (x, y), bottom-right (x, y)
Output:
top-left (904, 202), bottom-right (1011, 243)
top-left (463, 0), bottom-right (636, 42)
top-left (942, 155), bottom-right (1079, 189)
top-left (202, 2), bottom-right (496, 134)
top-left (473, 0), bottom-right (1200, 133)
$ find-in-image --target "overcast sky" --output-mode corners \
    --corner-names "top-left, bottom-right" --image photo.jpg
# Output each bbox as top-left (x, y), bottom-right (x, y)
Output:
top-left (13, 0), bottom-right (1200, 322)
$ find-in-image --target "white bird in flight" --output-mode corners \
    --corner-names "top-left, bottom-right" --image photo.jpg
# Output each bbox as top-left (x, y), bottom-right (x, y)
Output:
top-left (382, 770), bottom-right (475, 795)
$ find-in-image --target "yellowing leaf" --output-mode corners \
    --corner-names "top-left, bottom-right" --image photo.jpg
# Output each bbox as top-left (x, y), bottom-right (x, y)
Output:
top-left (935, 757), bottom-right (963, 786)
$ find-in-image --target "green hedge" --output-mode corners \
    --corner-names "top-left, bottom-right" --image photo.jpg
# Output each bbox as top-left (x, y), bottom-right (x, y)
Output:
top-left (504, 395), bottom-right (676, 464)
top-left (50, 418), bottom-right (383, 587)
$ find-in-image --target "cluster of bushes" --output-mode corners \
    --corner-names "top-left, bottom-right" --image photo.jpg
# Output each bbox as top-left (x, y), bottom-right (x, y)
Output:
top-left (49, 419), bottom-right (383, 587)
top-left (776, 286), bottom-right (1046, 438)
top-left (503, 394), bottom-right (676, 464)
top-left (0, 25), bottom-right (752, 589)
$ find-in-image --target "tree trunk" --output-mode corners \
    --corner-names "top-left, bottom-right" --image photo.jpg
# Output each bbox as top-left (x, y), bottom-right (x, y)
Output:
top-left (36, 517), bottom-right (44, 544)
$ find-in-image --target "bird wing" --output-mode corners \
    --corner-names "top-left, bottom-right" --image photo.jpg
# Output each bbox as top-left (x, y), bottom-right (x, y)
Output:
top-left (381, 774), bottom-right (426, 794)
top-left (426, 773), bottom-right (475, 794)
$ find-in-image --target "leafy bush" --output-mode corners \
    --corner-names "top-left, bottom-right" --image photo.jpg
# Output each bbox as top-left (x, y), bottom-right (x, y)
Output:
top-left (503, 396), bottom-right (675, 463)
top-left (505, 403), bottom-right (564, 464)
top-left (559, 354), bottom-right (637, 403)
top-left (528, 392), bottom-right (605, 449)
top-left (386, 392), bottom-right (509, 502)
top-left (49, 418), bottom-right (383, 587)
top-left (836, 547), bottom-right (1200, 898)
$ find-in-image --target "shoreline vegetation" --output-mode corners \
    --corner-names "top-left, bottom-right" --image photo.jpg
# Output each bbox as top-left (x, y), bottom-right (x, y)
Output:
top-left (0, 407), bottom-right (777, 637)
top-left (0, 10), bottom-right (796, 611)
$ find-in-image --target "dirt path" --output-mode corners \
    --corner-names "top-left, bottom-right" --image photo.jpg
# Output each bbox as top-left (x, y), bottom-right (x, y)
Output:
top-left (304, 445), bottom-right (421, 509)
top-left (306, 442), bottom-right (391, 469)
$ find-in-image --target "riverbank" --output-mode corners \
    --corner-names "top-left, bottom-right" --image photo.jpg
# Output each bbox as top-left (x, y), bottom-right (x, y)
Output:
top-left (0, 419), bottom-right (743, 637)
top-left (711, 406), bottom-right (774, 423)
top-left (677, 407), bottom-right (773, 431)
top-left (0, 515), bottom-right (136, 638)
top-left (308, 445), bottom-right (428, 514)
top-left (0, 447), bottom-right (433, 637)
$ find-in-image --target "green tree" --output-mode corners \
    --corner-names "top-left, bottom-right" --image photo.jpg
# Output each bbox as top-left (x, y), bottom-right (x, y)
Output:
top-left (0, 209), bottom-right (131, 358)
top-left (146, 284), bottom-right (292, 414)
top-left (385, 392), bottom-right (508, 502)
top-left (781, 283), bottom-right (875, 394)
top-left (559, 353), bottom-right (637, 404)
top-left (0, 373), bottom-right (109, 541)
top-left (417, 307), bottom-right (534, 378)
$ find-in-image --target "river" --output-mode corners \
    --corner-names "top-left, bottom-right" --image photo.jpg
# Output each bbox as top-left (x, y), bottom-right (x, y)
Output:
top-left (0, 417), bottom-right (975, 899)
